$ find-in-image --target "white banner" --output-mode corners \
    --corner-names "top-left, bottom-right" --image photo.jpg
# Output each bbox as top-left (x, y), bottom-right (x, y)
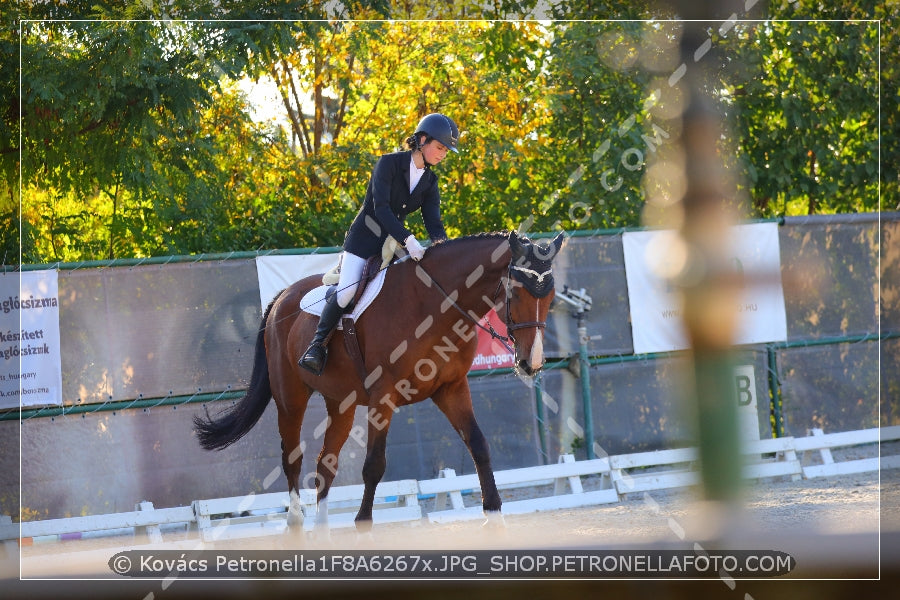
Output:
top-left (255, 254), bottom-right (341, 310)
top-left (0, 270), bottom-right (63, 408)
top-left (623, 222), bottom-right (787, 354)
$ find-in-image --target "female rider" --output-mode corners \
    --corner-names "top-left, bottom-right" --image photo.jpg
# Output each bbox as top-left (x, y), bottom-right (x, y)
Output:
top-left (298, 113), bottom-right (459, 375)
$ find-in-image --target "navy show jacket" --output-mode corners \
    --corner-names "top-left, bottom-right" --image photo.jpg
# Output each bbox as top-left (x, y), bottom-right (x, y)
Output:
top-left (342, 150), bottom-right (448, 257)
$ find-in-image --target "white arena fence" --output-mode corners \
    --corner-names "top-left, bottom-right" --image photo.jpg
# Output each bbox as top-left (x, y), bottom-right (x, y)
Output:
top-left (4, 426), bottom-right (899, 547)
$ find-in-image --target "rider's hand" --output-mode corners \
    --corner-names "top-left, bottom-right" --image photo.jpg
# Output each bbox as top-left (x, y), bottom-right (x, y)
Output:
top-left (405, 235), bottom-right (425, 261)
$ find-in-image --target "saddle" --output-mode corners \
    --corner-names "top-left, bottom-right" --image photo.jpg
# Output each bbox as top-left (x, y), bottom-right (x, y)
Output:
top-left (322, 236), bottom-right (400, 288)
top-left (313, 237), bottom-right (402, 387)
top-left (334, 254), bottom-right (386, 389)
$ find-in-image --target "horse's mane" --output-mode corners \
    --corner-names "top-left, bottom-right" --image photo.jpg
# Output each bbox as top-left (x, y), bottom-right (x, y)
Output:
top-left (430, 231), bottom-right (511, 250)
top-left (429, 230), bottom-right (557, 256)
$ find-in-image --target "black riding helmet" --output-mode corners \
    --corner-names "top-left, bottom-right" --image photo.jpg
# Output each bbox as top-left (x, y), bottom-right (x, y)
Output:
top-left (413, 113), bottom-right (459, 153)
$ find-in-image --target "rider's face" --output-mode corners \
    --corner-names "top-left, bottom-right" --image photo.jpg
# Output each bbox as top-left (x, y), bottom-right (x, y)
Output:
top-left (421, 139), bottom-right (449, 165)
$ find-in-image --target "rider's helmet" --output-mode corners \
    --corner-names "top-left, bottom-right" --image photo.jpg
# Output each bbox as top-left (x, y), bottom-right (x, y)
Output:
top-left (412, 113), bottom-right (459, 153)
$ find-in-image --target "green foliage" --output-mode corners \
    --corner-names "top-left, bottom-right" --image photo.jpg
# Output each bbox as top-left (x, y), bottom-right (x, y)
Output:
top-left (536, 20), bottom-right (659, 231)
top-left (720, 20), bottom-right (879, 216)
top-left (768, 0), bottom-right (898, 211)
top-left (2, 1), bottom-right (891, 265)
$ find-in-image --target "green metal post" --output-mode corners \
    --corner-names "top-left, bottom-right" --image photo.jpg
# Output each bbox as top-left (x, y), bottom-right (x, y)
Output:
top-left (767, 345), bottom-right (783, 437)
top-left (533, 372), bottom-right (549, 464)
top-left (577, 314), bottom-right (595, 460)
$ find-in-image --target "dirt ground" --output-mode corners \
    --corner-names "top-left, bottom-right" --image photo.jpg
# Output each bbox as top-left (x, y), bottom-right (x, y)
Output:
top-left (5, 444), bottom-right (900, 599)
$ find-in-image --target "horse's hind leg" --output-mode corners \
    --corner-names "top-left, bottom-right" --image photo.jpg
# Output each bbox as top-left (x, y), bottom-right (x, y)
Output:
top-left (431, 378), bottom-right (503, 520)
top-left (276, 394), bottom-right (311, 531)
top-left (312, 395), bottom-right (356, 531)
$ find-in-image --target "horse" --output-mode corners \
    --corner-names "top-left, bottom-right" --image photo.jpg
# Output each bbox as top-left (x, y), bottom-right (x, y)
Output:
top-left (193, 230), bottom-right (565, 532)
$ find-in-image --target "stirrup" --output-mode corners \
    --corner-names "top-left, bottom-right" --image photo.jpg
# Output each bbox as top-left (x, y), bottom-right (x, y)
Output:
top-left (299, 343), bottom-right (328, 375)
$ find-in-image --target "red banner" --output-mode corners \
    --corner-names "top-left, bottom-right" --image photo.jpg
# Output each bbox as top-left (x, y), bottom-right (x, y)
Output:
top-left (470, 309), bottom-right (515, 371)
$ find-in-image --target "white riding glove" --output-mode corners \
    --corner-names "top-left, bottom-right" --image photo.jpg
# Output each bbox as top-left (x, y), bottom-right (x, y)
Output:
top-left (404, 235), bottom-right (426, 261)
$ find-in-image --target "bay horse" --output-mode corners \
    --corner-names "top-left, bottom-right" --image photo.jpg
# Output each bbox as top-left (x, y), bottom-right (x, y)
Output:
top-left (194, 230), bottom-right (565, 531)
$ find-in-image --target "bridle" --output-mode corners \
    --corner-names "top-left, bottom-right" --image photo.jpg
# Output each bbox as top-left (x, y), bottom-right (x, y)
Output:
top-left (504, 264), bottom-right (552, 340)
top-left (416, 259), bottom-right (551, 355)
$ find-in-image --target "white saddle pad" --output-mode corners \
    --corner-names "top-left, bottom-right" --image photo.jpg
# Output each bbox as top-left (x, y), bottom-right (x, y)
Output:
top-left (299, 267), bottom-right (388, 328)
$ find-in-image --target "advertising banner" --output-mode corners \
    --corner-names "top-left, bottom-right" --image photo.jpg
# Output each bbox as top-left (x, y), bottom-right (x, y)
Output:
top-left (255, 254), bottom-right (341, 310)
top-left (471, 309), bottom-right (515, 371)
top-left (623, 222), bottom-right (787, 354)
top-left (0, 270), bottom-right (63, 408)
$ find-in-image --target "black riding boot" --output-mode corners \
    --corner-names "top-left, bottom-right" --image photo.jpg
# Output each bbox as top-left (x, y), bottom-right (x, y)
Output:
top-left (298, 292), bottom-right (345, 375)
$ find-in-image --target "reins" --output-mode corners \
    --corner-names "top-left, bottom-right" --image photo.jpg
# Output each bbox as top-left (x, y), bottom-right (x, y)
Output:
top-left (259, 246), bottom-right (550, 355)
top-left (256, 256), bottom-right (410, 335)
top-left (412, 260), bottom-right (516, 354)
top-left (413, 257), bottom-right (550, 355)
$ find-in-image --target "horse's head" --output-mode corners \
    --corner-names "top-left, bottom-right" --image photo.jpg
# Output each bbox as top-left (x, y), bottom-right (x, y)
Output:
top-left (505, 230), bottom-right (565, 377)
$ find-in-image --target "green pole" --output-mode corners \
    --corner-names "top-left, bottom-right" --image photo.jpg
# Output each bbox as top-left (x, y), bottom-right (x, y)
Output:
top-left (692, 351), bottom-right (741, 501)
top-left (533, 372), bottom-right (549, 464)
top-left (577, 312), bottom-right (595, 460)
top-left (767, 345), bottom-right (784, 437)
top-left (670, 2), bottom-right (746, 504)
top-left (5, 390), bottom-right (245, 421)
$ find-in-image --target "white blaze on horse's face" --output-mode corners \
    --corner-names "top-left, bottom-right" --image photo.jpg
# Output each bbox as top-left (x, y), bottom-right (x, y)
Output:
top-left (509, 287), bottom-right (554, 377)
top-left (529, 327), bottom-right (544, 373)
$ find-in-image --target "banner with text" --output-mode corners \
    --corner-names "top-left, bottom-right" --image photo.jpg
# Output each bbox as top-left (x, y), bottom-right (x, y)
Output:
top-left (623, 222), bottom-right (787, 354)
top-left (255, 255), bottom-right (511, 372)
top-left (473, 310), bottom-right (515, 371)
top-left (0, 270), bottom-right (63, 408)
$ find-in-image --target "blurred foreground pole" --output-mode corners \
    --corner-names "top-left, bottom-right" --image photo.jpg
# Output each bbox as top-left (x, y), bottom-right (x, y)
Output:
top-left (671, 2), bottom-right (746, 503)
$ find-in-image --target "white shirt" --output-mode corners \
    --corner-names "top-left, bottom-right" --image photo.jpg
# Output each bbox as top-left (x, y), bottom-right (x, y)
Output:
top-left (409, 155), bottom-right (426, 193)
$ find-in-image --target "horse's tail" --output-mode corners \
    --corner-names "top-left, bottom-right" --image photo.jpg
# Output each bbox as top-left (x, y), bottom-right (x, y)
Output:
top-left (193, 290), bottom-right (282, 451)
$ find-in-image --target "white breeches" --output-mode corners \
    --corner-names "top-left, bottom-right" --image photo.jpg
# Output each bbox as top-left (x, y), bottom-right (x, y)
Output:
top-left (335, 252), bottom-right (367, 308)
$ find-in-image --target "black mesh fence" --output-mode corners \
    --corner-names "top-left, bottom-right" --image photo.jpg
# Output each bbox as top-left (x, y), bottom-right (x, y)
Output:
top-left (58, 260), bottom-right (261, 404)
top-left (780, 217), bottom-right (881, 340)
top-left (3, 214), bottom-right (895, 518)
top-left (778, 341), bottom-right (881, 436)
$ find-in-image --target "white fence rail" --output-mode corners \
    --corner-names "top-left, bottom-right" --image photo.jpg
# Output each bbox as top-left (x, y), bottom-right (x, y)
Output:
top-left (5, 426), bottom-right (899, 545)
top-left (420, 454), bottom-right (619, 523)
top-left (191, 479), bottom-right (421, 541)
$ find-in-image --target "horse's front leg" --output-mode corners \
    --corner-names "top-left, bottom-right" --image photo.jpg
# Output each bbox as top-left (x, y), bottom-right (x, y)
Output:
top-left (355, 396), bottom-right (396, 531)
top-left (432, 379), bottom-right (503, 518)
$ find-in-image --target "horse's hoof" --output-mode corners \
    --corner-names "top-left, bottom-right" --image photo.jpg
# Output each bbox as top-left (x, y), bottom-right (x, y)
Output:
top-left (483, 510), bottom-right (506, 529)
top-left (354, 518), bottom-right (374, 534)
top-left (305, 520), bottom-right (331, 545)
top-left (286, 510), bottom-right (304, 530)
top-left (356, 529), bottom-right (375, 545)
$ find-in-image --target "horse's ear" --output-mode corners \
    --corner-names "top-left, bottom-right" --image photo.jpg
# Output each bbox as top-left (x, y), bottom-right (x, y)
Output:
top-left (551, 231), bottom-right (566, 256)
top-left (508, 230), bottom-right (525, 256)
top-left (533, 231), bottom-right (567, 261)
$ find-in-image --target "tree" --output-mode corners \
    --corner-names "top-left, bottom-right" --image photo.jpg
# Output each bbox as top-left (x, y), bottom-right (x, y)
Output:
top-left (3, 1), bottom-right (893, 264)
top-left (721, 19), bottom-right (879, 216)
top-left (536, 20), bottom-right (661, 232)
top-left (767, 0), bottom-right (898, 212)
top-left (243, 18), bottom-right (557, 243)
top-left (4, 1), bottom-right (309, 262)
top-left (536, 4), bottom-right (881, 230)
